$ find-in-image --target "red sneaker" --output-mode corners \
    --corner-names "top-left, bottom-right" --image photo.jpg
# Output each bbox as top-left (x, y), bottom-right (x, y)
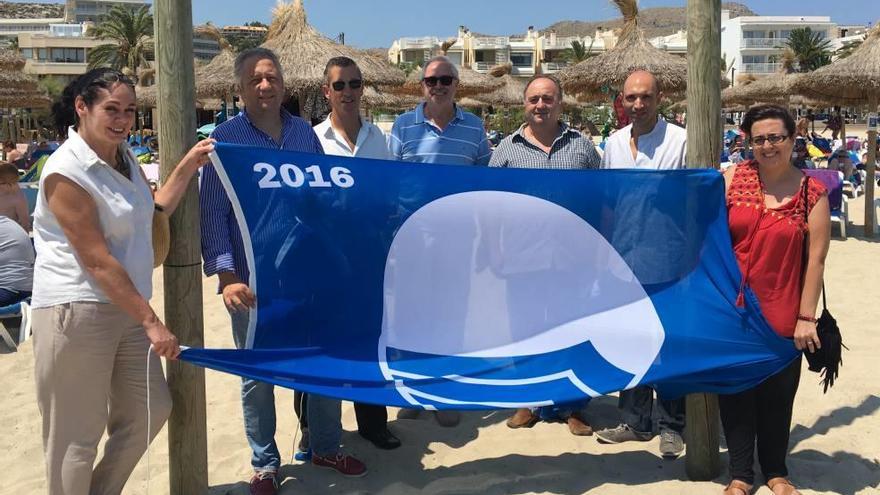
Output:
top-left (249, 471), bottom-right (279, 495)
top-left (312, 452), bottom-right (367, 477)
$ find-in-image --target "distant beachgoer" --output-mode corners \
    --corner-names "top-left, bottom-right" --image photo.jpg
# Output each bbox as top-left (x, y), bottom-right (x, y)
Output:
top-left (822, 114), bottom-right (841, 140)
top-left (596, 70), bottom-right (687, 460)
top-left (489, 74), bottom-right (599, 437)
top-left (720, 104), bottom-right (829, 495)
top-left (2, 140), bottom-right (24, 166)
top-left (795, 116), bottom-right (810, 139)
top-left (0, 215), bottom-right (33, 307)
top-left (828, 148), bottom-right (855, 181)
top-left (0, 161), bottom-right (30, 232)
top-left (31, 68), bottom-right (214, 495)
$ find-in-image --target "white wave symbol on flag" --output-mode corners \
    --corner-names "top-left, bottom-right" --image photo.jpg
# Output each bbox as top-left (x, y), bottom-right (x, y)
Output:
top-left (378, 191), bottom-right (665, 409)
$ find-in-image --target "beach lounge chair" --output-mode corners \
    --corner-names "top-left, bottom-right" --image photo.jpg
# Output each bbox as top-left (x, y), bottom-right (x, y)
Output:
top-left (804, 169), bottom-right (848, 239)
top-left (0, 298), bottom-right (31, 350)
top-left (17, 155), bottom-right (49, 183)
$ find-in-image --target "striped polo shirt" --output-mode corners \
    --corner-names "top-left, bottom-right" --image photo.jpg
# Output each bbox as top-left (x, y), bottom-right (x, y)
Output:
top-left (200, 108), bottom-right (324, 284)
top-left (389, 103), bottom-right (491, 165)
top-left (489, 123), bottom-right (601, 169)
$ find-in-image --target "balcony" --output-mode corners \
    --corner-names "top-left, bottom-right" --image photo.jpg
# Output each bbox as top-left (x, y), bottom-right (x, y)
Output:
top-left (741, 62), bottom-right (783, 74)
top-left (541, 61), bottom-right (568, 73)
top-left (473, 36), bottom-right (509, 49)
top-left (398, 37), bottom-right (437, 50)
top-left (24, 60), bottom-right (89, 75)
top-left (742, 38), bottom-right (788, 49)
top-left (543, 36), bottom-right (582, 50)
top-left (473, 61), bottom-right (500, 73)
top-left (511, 65), bottom-right (535, 76)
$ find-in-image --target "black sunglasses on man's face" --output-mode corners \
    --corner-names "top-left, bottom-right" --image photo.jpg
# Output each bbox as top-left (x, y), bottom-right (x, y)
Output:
top-left (422, 75), bottom-right (456, 87)
top-left (331, 79), bottom-right (363, 91)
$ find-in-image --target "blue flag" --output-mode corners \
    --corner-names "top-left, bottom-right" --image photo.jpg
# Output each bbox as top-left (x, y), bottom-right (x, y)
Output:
top-left (180, 143), bottom-right (799, 410)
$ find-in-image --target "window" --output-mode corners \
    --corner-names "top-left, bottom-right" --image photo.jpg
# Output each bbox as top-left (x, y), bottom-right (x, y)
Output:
top-left (743, 31), bottom-right (763, 39)
top-left (20, 48), bottom-right (33, 59)
top-left (742, 55), bottom-right (764, 64)
top-left (510, 52), bottom-right (533, 67)
top-left (38, 48), bottom-right (48, 61)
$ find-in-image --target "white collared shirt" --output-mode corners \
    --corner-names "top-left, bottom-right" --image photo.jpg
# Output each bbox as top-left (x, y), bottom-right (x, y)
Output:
top-left (314, 115), bottom-right (391, 160)
top-left (31, 127), bottom-right (154, 308)
top-left (601, 117), bottom-right (687, 170)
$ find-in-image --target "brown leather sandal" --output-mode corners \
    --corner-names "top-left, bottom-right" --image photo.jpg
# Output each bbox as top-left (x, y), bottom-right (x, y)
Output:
top-left (767, 477), bottom-right (801, 495)
top-left (723, 479), bottom-right (752, 495)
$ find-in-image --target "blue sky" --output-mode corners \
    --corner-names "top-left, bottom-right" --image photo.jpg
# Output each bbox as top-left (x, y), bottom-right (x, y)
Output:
top-left (12, 0), bottom-right (879, 48)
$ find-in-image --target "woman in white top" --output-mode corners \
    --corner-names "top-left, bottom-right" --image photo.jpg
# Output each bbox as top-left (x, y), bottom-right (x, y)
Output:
top-left (31, 68), bottom-right (214, 495)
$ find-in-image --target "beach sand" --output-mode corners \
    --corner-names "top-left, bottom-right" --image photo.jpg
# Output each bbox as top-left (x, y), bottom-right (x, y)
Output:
top-left (1, 196), bottom-right (878, 495)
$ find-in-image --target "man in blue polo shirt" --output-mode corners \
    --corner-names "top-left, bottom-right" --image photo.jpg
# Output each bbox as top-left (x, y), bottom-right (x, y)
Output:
top-left (389, 56), bottom-right (491, 165)
top-left (200, 48), bottom-right (366, 494)
top-left (389, 56), bottom-right (490, 428)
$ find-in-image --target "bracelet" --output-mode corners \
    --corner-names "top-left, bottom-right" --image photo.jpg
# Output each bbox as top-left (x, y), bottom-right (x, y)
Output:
top-left (797, 314), bottom-right (818, 323)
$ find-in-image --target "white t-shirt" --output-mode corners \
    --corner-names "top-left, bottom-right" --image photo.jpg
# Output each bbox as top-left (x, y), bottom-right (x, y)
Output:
top-left (601, 117), bottom-right (687, 170)
top-left (31, 128), bottom-right (154, 308)
top-left (313, 115), bottom-right (391, 160)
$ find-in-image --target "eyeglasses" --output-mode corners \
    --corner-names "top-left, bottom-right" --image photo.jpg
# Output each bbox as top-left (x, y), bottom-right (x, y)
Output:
top-left (422, 75), bottom-right (456, 87)
top-left (749, 134), bottom-right (789, 146)
top-left (330, 79), bottom-right (363, 91)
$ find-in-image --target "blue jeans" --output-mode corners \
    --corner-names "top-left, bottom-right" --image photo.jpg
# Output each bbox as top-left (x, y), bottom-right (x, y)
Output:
top-left (619, 385), bottom-right (685, 434)
top-left (230, 310), bottom-right (343, 470)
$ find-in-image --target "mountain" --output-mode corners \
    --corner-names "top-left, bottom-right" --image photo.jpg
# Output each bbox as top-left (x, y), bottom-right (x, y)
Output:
top-left (534, 2), bottom-right (757, 39)
top-left (0, 1), bottom-right (65, 19)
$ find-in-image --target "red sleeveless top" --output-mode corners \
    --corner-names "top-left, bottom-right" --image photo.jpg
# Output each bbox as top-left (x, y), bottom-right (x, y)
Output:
top-left (727, 161), bottom-right (827, 337)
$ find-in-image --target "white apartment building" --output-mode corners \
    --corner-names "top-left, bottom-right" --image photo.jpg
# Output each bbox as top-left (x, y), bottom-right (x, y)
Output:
top-left (17, 23), bottom-right (104, 82)
top-left (720, 9), bottom-right (837, 83)
top-left (388, 26), bottom-right (622, 77)
top-left (65, 0), bottom-right (148, 23)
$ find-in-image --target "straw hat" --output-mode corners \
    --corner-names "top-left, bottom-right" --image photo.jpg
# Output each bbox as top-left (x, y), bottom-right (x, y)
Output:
top-left (152, 207), bottom-right (170, 268)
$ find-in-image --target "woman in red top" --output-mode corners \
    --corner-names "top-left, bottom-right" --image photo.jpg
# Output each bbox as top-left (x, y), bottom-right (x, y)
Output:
top-left (720, 104), bottom-right (830, 495)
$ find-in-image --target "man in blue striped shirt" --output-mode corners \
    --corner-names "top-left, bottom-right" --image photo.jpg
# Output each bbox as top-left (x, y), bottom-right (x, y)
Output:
top-left (389, 56), bottom-right (491, 165)
top-left (199, 48), bottom-right (366, 494)
top-left (389, 56), bottom-right (489, 429)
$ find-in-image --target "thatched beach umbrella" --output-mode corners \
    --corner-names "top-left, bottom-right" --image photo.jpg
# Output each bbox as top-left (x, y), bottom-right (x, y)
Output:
top-left (0, 50), bottom-right (48, 108)
top-left (390, 64), bottom-right (504, 99)
top-left (559, 0), bottom-right (687, 97)
top-left (192, 24), bottom-right (239, 100)
top-left (790, 23), bottom-right (880, 105)
top-left (136, 85), bottom-right (223, 110)
top-left (0, 49), bottom-right (26, 71)
top-left (0, 88), bottom-right (51, 109)
top-left (262, 0), bottom-right (404, 94)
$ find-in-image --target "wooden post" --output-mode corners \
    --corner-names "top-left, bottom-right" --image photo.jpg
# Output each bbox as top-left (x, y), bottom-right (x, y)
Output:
top-left (685, 0), bottom-right (722, 481)
top-left (153, 1), bottom-right (208, 494)
top-left (865, 107), bottom-right (877, 237)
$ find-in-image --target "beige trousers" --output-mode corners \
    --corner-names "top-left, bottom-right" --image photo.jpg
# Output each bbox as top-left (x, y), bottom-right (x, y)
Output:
top-left (32, 302), bottom-right (172, 495)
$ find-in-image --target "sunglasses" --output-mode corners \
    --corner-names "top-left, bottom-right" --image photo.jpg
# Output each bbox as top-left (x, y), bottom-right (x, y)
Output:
top-left (330, 79), bottom-right (363, 91)
top-left (422, 75), bottom-right (456, 87)
top-left (749, 134), bottom-right (788, 146)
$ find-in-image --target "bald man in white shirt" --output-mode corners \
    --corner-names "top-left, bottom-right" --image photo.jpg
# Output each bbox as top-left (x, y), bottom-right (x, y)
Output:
top-left (595, 70), bottom-right (687, 460)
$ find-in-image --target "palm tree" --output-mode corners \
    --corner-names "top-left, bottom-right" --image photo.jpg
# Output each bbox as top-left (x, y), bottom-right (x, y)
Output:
top-left (784, 27), bottom-right (832, 72)
top-left (87, 4), bottom-right (153, 74)
top-left (560, 39), bottom-right (596, 64)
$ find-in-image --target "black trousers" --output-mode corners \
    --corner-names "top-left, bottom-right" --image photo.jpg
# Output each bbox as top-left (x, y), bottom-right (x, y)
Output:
top-left (718, 356), bottom-right (802, 485)
top-left (294, 391), bottom-right (388, 434)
